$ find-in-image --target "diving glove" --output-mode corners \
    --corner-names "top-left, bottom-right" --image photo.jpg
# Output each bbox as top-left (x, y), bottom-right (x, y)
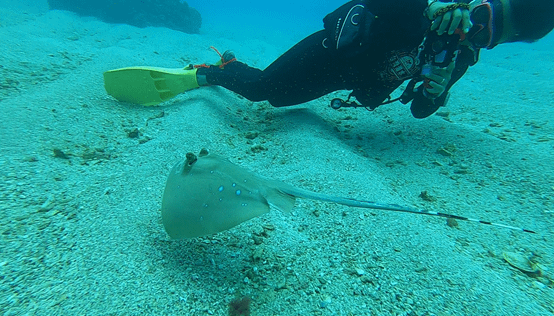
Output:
top-left (422, 61), bottom-right (455, 99)
top-left (427, 1), bottom-right (472, 35)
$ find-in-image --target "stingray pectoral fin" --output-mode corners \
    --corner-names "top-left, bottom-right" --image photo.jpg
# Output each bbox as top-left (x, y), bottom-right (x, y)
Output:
top-left (161, 188), bottom-right (271, 239)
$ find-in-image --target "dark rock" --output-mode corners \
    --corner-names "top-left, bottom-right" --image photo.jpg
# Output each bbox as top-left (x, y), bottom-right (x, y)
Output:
top-left (47, 0), bottom-right (202, 34)
top-left (53, 148), bottom-right (70, 159)
top-left (127, 128), bottom-right (141, 138)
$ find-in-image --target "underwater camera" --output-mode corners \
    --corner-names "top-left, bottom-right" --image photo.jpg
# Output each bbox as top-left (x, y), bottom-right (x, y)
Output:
top-left (420, 30), bottom-right (462, 68)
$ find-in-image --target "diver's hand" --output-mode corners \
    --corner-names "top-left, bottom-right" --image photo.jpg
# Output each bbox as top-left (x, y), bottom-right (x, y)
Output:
top-left (427, 2), bottom-right (472, 35)
top-left (422, 62), bottom-right (455, 98)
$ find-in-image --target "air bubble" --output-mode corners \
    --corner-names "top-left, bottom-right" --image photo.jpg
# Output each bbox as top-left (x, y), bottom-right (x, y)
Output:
top-left (236, 190), bottom-right (241, 195)
top-left (218, 186), bottom-right (224, 192)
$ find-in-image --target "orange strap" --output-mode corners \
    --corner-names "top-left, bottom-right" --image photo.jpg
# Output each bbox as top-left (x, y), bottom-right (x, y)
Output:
top-left (193, 46), bottom-right (237, 69)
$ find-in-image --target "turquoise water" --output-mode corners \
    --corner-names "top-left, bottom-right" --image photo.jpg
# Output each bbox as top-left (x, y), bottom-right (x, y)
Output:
top-left (189, 0), bottom-right (345, 34)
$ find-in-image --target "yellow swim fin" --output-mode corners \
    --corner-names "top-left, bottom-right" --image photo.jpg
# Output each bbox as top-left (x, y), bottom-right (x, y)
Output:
top-left (103, 66), bottom-right (199, 106)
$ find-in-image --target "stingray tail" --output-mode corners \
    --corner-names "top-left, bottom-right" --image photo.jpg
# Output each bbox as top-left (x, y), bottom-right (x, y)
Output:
top-left (282, 186), bottom-right (535, 234)
top-left (347, 200), bottom-right (537, 234)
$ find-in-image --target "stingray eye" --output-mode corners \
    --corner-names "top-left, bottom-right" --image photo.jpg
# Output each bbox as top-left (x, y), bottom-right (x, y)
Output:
top-left (185, 152), bottom-right (198, 165)
top-left (199, 148), bottom-right (209, 157)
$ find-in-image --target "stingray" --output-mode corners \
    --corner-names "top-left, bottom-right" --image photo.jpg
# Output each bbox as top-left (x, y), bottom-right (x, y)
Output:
top-left (161, 149), bottom-right (534, 239)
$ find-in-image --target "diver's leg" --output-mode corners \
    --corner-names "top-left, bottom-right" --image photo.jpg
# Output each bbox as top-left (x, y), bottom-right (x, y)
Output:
top-left (198, 30), bottom-right (354, 106)
top-left (197, 61), bottom-right (266, 101)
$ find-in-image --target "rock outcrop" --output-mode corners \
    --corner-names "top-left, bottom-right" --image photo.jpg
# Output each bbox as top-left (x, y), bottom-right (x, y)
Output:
top-left (47, 0), bottom-right (202, 34)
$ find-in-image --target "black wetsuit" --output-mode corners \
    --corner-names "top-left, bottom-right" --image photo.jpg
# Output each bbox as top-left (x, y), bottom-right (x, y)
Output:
top-left (198, 0), bottom-right (477, 118)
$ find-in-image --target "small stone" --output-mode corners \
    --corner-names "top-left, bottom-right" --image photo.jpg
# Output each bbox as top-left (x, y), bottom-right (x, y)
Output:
top-left (503, 251), bottom-right (540, 274)
top-left (252, 247), bottom-right (264, 261)
top-left (419, 191), bottom-right (436, 202)
top-left (244, 131), bottom-right (259, 140)
top-left (437, 143), bottom-right (457, 156)
top-left (53, 149), bottom-right (70, 159)
top-left (23, 156), bottom-right (38, 162)
top-left (454, 169), bottom-right (470, 175)
top-left (127, 128), bottom-right (141, 138)
top-left (150, 111), bottom-right (165, 119)
top-left (252, 235), bottom-right (264, 245)
top-left (37, 219), bottom-right (51, 230)
top-left (319, 296), bottom-right (331, 308)
top-left (262, 224), bottom-right (275, 231)
top-left (250, 144), bottom-right (266, 153)
top-left (276, 278), bottom-right (287, 290)
top-left (138, 136), bottom-right (152, 144)
top-left (317, 277), bottom-right (327, 285)
top-left (446, 218), bottom-right (458, 228)
top-left (360, 275), bottom-right (373, 284)
top-left (437, 148), bottom-right (453, 157)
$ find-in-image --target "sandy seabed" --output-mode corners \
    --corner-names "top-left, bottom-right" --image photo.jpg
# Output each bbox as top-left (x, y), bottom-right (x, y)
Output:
top-left (1, 6), bottom-right (554, 316)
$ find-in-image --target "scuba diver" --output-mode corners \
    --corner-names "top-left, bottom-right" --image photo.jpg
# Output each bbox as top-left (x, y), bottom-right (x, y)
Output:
top-left (104, 0), bottom-right (554, 119)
